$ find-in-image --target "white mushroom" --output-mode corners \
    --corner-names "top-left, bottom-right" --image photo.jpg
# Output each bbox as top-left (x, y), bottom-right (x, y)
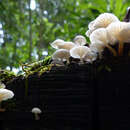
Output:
top-left (93, 13), bottom-right (119, 28)
top-left (0, 89), bottom-right (14, 102)
top-left (31, 107), bottom-right (42, 120)
top-left (52, 49), bottom-right (70, 63)
top-left (90, 28), bottom-right (117, 57)
top-left (85, 30), bottom-right (93, 37)
top-left (84, 51), bottom-right (97, 63)
top-left (70, 46), bottom-right (91, 62)
top-left (86, 13), bottom-right (119, 37)
top-left (107, 22), bottom-right (130, 55)
top-left (73, 35), bottom-right (86, 46)
top-left (88, 20), bottom-right (95, 30)
top-left (58, 41), bottom-right (75, 50)
top-left (90, 42), bottom-right (104, 53)
top-left (50, 39), bottom-right (64, 49)
top-left (0, 82), bottom-right (6, 89)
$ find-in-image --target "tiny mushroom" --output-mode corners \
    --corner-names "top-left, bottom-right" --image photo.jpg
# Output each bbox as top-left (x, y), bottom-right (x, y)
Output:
top-left (84, 51), bottom-right (97, 63)
top-left (0, 86), bottom-right (14, 112)
top-left (50, 39), bottom-right (64, 49)
top-left (31, 107), bottom-right (42, 120)
top-left (0, 89), bottom-right (14, 102)
top-left (58, 41), bottom-right (75, 50)
top-left (73, 35), bottom-right (87, 46)
top-left (70, 46), bottom-right (91, 62)
top-left (52, 49), bottom-right (70, 63)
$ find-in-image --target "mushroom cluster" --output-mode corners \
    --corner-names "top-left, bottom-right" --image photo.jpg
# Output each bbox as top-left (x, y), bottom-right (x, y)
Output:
top-left (0, 82), bottom-right (14, 112)
top-left (51, 35), bottom-right (97, 64)
top-left (51, 11), bottom-right (130, 64)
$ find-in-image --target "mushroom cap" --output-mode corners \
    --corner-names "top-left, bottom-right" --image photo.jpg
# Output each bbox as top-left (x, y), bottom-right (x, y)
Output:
top-left (52, 49), bottom-right (70, 61)
top-left (106, 22), bottom-right (130, 44)
top-left (73, 35), bottom-right (86, 46)
top-left (58, 41), bottom-right (75, 50)
top-left (31, 107), bottom-right (42, 114)
top-left (50, 39), bottom-right (64, 49)
top-left (0, 82), bottom-right (6, 89)
top-left (85, 30), bottom-right (93, 37)
top-left (86, 13), bottom-right (119, 37)
top-left (70, 46), bottom-right (91, 59)
top-left (88, 20), bottom-right (95, 30)
top-left (0, 89), bottom-right (14, 102)
top-left (90, 28), bottom-right (109, 45)
top-left (93, 13), bottom-right (119, 29)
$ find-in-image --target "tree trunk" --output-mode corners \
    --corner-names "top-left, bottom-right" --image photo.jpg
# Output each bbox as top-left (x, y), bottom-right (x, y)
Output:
top-left (29, 0), bottom-right (32, 62)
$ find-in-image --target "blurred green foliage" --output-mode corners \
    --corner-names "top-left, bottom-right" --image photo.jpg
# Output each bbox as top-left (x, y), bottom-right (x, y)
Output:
top-left (0, 0), bottom-right (129, 71)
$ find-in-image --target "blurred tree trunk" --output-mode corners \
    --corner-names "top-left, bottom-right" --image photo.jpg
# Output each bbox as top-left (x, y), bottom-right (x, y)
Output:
top-left (10, 40), bottom-right (17, 71)
top-left (29, 0), bottom-right (32, 62)
top-left (37, 0), bottom-right (47, 60)
top-left (37, 23), bottom-right (43, 60)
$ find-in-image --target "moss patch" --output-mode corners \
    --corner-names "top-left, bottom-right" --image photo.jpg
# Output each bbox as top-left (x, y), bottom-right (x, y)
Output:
top-left (22, 56), bottom-right (52, 77)
top-left (0, 70), bottom-right (16, 84)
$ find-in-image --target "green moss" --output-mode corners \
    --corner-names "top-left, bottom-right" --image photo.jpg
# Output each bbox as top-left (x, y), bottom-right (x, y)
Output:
top-left (0, 70), bottom-right (16, 83)
top-left (22, 56), bottom-right (52, 77)
top-left (21, 56), bottom-right (53, 97)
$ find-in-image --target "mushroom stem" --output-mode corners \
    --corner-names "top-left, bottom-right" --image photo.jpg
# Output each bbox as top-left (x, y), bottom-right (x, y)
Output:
top-left (118, 42), bottom-right (124, 56)
top-left (34, 113), bottom-right (40, 120)
top-left (106, 44), bottom-right (117, 56)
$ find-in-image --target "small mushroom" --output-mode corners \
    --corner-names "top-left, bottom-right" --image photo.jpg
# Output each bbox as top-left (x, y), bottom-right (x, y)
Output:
top-left (0, 88), bottom-right (14, 112)
top-left (50, 39), bottom-right (64, 49)
top-left (107, 22), bottom-right (130, 55)
top-left (85, 30), bottom-right (93, 37)
top-left (0, 89), bottom-right (14, 102)
top-left (88, 20), bottom-right (95, 30)
top-left (73, 35), bottom-right (86, 46)
top-left (58, 41), bottom-right (75, 50)
top-left (86, 13), bottom-right (119, 37)
top-left (52, 49), bottom-right (70, 63)
top-left (70, 46), bottom-right (91, 62)
top-left (84, 51), bottom-right (97, 63)
top-left (90, 28), bottom-right (117, 56)
top-left (31, 107), bottom-right (42, 120)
